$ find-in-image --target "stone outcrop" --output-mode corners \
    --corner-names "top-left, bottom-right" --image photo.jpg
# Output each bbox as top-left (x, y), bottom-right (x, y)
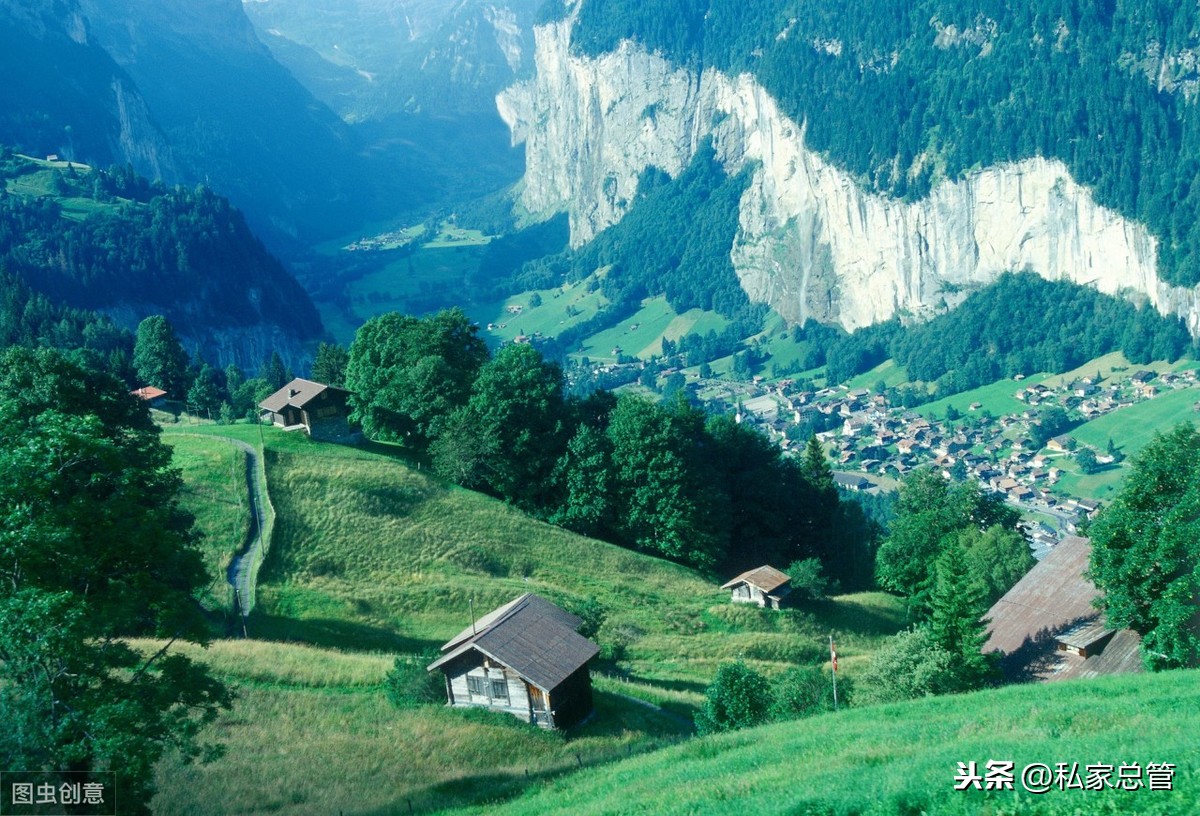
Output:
top-left (499, 17), bottom-right (1200, 334)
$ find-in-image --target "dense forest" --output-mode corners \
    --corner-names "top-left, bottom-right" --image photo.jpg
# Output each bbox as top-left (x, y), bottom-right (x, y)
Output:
top-left (0, 151), bottom-right (321, 350)
top-left (765, 273), bottom-right (1192, 399)
top-left (549, 0), bottom-right (1200, 286)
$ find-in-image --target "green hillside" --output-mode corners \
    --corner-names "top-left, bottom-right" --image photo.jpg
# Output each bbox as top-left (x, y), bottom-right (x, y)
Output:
top-left (169, 426), bottom-right (904, 691)
top-left (145, 638), bottom-right (690, 815)
top-left (154, 424), bottom-right (910, 814)
top-left (462, 669), bottom-right (1200, 815)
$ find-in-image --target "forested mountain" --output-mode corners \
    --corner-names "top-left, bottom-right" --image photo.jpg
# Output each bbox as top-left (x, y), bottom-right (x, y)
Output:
top-left (243, 0), bottom-right (541, 212)
top-left (0, 0), bottom-right (439, 246)
top-left (559, 0), bottom-right (1200, 285)
top-left (0, 152), bottom-right (321, 367)
top-left (504, 1), bottom-right (1200, 339)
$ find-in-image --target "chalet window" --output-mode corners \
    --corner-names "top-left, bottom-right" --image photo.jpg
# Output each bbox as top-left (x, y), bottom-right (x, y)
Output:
top-left (467, 672), bottom-right (509, 704)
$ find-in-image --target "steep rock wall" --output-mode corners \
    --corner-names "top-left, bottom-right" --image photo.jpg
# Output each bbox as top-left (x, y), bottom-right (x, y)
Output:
top-left (499, 18), bottom-right (1200, 334)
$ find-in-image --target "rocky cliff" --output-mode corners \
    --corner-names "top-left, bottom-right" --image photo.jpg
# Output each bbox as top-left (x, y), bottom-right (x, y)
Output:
top-left (499, 17), bottom-right (1200, 334)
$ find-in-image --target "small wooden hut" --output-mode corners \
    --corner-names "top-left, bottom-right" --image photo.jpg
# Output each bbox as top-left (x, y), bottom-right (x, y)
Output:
top-left (721, 565), bottom-right (793, 609)
top-left (259, 378), bottom-right (353, 441)
top-left (427, 594), bottom-right (598, 729)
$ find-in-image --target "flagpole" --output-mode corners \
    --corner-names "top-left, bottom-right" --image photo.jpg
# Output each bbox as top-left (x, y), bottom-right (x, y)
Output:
top-left (830, 634), bottom-right (838, 712)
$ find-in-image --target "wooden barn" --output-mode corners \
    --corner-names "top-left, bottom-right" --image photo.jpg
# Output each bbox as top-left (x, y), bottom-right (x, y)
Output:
top-left (983, 536), bottom-right (1143, 682)
top-left (721, 565), bottom-right (793, 609)
top-left (427, 594), bottom-right (599, 729)
top-left (259, 378), bottom-right (354, 442)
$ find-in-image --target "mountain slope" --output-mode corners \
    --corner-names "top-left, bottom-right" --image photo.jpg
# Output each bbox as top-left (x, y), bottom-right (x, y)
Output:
top-left (502, 3), bottom-right (1200, 335)
top-left (0, 153), bottom-right (323, 366)
top-left (463, 668), bottom-right (1200, 815)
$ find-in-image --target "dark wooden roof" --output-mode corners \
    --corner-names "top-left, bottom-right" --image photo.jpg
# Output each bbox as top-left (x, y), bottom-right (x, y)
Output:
top-left (721, 565), bottom-right (792, 593)
top-left (427, 593), bottom-right (598, 692)
top-left (259, 378), bottom-right (347, 413)
top-left (983, 536), bottom-right (1143, 682)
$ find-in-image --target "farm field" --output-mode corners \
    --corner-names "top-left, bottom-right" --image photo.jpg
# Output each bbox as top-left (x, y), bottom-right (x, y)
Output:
top-left (1053, 386), bottom-right (1200, 499)
top-left (917, 372), bottom-right (1053, 420)
top-left (464, 668), bottom-right (1200, 816)
top-left (575, 297), bottom-right (728, 361)
top-left (473, 277), bottom-right (609, 344)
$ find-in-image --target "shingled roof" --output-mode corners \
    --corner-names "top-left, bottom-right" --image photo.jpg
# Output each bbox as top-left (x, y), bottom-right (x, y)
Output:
top-left (259, 378), bottom-right (347, 413)
top-left (428, 594), bottom-right (598, 691)
top-left (983, 536), bottom-right (1143, 681)
top-left (721, 565), bottom-right (792, 594)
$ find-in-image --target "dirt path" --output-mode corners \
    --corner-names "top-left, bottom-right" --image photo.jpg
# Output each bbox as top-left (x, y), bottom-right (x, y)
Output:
top-left (171, 432), bottom-right (272, 620)
top-left (220, 437), bottom-right (269, 619)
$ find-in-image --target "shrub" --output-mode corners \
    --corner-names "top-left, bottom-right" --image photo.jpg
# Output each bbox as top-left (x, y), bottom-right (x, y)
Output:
top-left (384, 655), bottom-right (443, 709)
top-left (855, 626), bottom-right (956, 706)
top-left (770, 665), bottom-right (850, 721)
top-left (694, 661), bottom-right (773, 735)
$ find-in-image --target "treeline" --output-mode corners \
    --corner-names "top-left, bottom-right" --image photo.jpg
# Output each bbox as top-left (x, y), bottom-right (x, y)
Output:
top-left (0, 151), bottom-right (321, 341)
top-left (767, 273), bottom-right (1191, 398)
top-left (891, 273), bottom-right (1192, 394)
top-left (345, 308), bottom-right (877, 585)
top-left (563, 0), bottom-right (1200, 286)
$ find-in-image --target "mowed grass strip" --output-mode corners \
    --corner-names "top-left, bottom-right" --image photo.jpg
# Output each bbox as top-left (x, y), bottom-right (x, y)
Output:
top-left (166, 434), bottom-right (250, 593)
top-left (464, 669), bottom-right (1200, 816)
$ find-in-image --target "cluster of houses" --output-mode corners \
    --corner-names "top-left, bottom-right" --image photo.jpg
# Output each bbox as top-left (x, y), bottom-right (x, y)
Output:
top-left (723, 366), bottom-right (1199, 546)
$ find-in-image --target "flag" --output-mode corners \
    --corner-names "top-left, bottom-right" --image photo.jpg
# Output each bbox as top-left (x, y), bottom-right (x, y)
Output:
top-left (830, 639), bottom-right (838, 672)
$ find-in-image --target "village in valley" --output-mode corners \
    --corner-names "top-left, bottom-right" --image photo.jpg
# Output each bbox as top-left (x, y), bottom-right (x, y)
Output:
top-left (683, 362), bottom-right (1200, 558)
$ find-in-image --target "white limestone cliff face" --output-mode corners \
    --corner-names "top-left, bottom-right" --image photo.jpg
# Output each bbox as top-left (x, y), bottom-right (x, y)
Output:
top-left (498, 19), bottom-right (1200, 334)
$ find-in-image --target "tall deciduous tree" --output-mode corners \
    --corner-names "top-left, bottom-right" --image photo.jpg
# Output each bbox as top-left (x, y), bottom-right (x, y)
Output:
top-left (432, 343), bottom-right (568, 509)
top-left (876, 469), bottom-right (1019, 609)
top-left (0, 348), bottom-right (230, 814)
top-left (344, 309), bottom-right (487, 449)
top-left (607, 395), bottom-right (727, 570)
top-left (133, 314), bottom-right (189, 396)
top-left (1088, 425), bottom-right (1200, 670)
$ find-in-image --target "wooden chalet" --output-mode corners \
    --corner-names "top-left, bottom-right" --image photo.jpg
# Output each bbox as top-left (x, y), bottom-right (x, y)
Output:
top-left (721, 565), bottom-right (792, 609)
top-left (259, 378), bottom-right (354, 442)
top-left (983, 536), bottom-right (1143, 682)
top-left (427, 594), bottom-right (598, 729)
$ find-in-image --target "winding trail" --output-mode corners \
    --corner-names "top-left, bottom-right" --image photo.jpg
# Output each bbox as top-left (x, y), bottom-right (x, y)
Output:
top-left (221, 436), bottom-right (270, 619)
top-left (172, 432), bottom-right (273, 621)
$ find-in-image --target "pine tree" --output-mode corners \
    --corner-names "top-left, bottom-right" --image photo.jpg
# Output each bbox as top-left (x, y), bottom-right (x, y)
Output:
top-left (928, 540), bottom-right (995, 691)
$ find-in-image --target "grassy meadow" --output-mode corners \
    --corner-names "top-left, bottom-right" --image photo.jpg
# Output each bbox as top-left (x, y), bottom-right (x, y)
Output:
top-left (145, 640), bottom-right (690, 816)
top-left (166, 434), bottom-right (250, 606)
top-left (155, 424), bottom-right (914, 814)
top-left (465, 668), bottom-right (1200, 815)
top-left (194, 426), bottom-right (908, 691)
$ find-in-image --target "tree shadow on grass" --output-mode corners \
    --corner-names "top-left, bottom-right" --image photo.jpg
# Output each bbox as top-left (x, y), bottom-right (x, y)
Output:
top-left (241, 612), bottom-right (443, 654)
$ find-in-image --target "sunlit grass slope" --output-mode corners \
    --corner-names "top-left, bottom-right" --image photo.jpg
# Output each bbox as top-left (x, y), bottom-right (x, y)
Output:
top-left (464, 669), bottom-right (1200, 816)
top-left (170, 425), bottom-right (905, 696)
top-left (166, 434), bottom-right (249, 605)
top-left (145, 639), bottom-right (690, 816)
